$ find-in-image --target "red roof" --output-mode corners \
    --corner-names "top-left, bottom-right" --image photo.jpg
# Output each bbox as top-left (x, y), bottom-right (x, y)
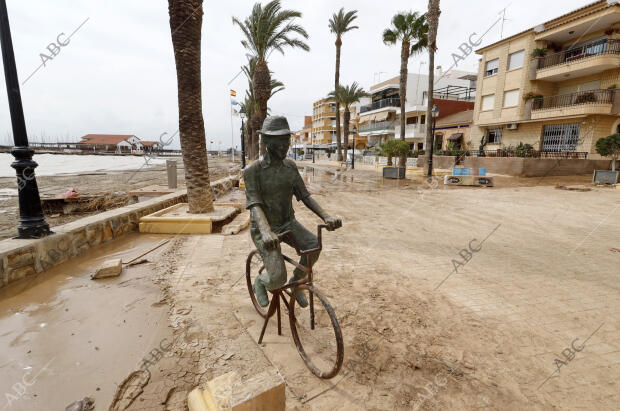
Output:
top-left (79, 134), bottom-right (135, 145)
top-left (140, 141), bottom-right (157, 146)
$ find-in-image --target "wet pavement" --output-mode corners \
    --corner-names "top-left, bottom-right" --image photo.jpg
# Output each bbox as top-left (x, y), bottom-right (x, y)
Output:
top-left (0, 233), bottom-right (173, 411)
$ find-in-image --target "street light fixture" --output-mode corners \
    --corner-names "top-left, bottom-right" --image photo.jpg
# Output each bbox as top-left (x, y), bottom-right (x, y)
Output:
top-left (349, 125), bottom-right (357, 169)
top-left (239, 108), bottom-right (246, 168)
top-left (0, 0), bottom-right (51, 238)
top-left (427, 105), bottom-right (440, 179)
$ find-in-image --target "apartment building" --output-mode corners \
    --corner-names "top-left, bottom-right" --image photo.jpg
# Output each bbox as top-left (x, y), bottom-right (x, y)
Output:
top-left (357, 69), bottom-right (477, 149)
top-left (311, 97), bottom-right (337, 147)
top-left (472, 0), bottom-right (620, 157)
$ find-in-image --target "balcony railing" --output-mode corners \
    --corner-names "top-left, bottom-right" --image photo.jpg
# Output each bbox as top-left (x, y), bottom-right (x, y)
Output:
top-left (359, 120), bottom-right (396, 133)
top-left (393, 123), bottom-right (426, 137)
top-left (359, 98), bottom-right (400, 113)
top-left (531, 89), bottom-right (616, 110)
top-left (536, 38), bottom-right (620, 70)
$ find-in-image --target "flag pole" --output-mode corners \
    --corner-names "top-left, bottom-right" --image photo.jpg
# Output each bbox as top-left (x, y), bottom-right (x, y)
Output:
top-left (230, 98), bottom-right (234, 163)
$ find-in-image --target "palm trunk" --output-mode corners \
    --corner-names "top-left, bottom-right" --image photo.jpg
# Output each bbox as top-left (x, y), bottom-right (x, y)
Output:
top-left (343, 109), bottom-right (350, 163)
top-left (254, 58), bottom-right (271, 157)
top-left (335, 37), bottom-right (343, 162)
top-left (168, 0), bottom-right (213, 213)
top-left (250, 114), bottom-right (261, 160)
top-left (425, 0), bottom-right (441, 176)
top-left (399, 40), bottom-right (409, 168)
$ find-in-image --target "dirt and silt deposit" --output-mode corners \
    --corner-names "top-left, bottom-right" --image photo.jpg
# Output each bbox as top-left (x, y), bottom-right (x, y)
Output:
top-left (1, 163), bottom-right (618, 410)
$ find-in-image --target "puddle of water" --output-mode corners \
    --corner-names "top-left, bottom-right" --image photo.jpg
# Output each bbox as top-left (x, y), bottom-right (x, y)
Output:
top-left (0, 233), bottom-right (172, 410)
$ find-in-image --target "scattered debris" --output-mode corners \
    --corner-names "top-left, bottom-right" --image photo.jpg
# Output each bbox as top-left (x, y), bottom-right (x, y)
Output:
top-left (59, 188), bottom-right (79, 199)
top-left (555, 185), bottom-right (592, 192)
top-left (126, 258), bottom-right (149, 267)
top-left (124, 239), bottom-right (170, 265)
top-left (64, 396), bottom-right (95, 411)
top-left (610, 248), bottom-right (620, 253)
top-left (91, 258), bottom-right (123, 279)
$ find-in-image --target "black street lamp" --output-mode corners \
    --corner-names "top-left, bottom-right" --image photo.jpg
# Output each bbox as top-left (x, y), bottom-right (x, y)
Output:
top-left (239, 108), bottom-right (246, 168)
top-left (426, 105), bottom-right (440, 179)
top-left (0, 1), bottom-right (51, 238)
top-left (349, 125), bottom-right (357, 169)
top-left (312, 134), bottom-right (315, 164)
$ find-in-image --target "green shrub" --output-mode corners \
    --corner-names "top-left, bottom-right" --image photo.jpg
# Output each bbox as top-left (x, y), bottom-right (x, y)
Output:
top-left (379, 139), bottom-right (410, 166)
top-left (595, 133), bottom-right (620, 171)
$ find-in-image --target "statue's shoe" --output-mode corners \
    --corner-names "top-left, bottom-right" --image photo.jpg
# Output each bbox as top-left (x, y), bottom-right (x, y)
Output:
top-left (288, 277), bottom-right (308, 308)
top-left (253, 279), bottom-right (269, 307)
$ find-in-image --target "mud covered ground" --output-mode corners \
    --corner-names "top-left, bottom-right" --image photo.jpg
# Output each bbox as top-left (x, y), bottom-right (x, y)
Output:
top-left (0, 156), bottom-right (236, 240)
top-left (1, 163), bottom-right (618, 410)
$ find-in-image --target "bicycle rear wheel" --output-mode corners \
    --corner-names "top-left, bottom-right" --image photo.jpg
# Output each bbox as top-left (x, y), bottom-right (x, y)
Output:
top-left (245, 250), bottom-right (268, 318)
top-left (289, 285), bottom-right (344, 379)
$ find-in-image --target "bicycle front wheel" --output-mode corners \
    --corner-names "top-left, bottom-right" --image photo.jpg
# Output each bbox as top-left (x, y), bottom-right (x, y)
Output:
top-left (245, 250), bottom-right (268, 318)
top-left (289, 284), bottom-right (344, 379)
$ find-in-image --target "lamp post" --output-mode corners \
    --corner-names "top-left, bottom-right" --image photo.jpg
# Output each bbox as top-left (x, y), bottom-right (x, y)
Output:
top-left (239, 108), bottom-right (246, 168)
top-left (312, 133), bottom-right (315, 164)
top-left (0, 1), bottom-right (51, 238)
top-left (349, 125), bottom-right (357, 169)
top-left (427, 105), bottom-right (440, 179)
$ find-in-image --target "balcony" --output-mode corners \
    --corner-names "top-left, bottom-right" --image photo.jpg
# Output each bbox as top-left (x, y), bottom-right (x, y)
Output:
top-left (359, 98), bottom-right (400, 114)
top-left (358, 120), bottom-right (396, 135)
top-left (394, 123), bottom-right (426, 139)
top-left (531, 89), bottom-right (617, 120)
top-left (534, 38), bottom-right (620, 81)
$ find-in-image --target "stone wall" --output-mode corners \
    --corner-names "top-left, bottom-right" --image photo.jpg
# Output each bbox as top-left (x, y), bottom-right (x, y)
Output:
top-left (0, 176), bottom-right (238, 290)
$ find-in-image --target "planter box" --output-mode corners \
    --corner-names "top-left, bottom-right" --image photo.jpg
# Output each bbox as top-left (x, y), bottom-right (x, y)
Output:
top-left (383, 167), bottom-right (406, 179)
top-left (593, 170), bottom-right (620, 184)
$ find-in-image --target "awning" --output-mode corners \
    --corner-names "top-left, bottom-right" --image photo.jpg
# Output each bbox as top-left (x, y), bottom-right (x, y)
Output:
top-left (448, 133), bottom-right (463, 141)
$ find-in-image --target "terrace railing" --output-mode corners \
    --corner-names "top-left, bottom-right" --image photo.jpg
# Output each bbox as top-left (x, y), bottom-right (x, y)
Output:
top-left (531, 89), bottom-right (616, 110)
top-left (464, 149), bottom-right (588, 159)
top-left (536, 38), bottom-right (620, 70)
top-left (359, 120), bottom-right (396, 133)
top-left (359, 97), bottom-right (400, 113)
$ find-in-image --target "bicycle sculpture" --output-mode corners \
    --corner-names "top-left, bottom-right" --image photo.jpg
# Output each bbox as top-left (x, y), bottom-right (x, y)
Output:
top-left (243, 116), bottom-right (343, 379)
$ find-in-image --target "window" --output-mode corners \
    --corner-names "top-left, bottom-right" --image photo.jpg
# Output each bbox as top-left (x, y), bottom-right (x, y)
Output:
top-left (503, 89), bottom-right (520, 107)
top-left (481, 94), bottom-right (495, 111)
top-left (485, 58), bottom-right (499, 76)
top-left (406, 116), bottom-right (417, 125)
top-left (434, 134), bottom-right (443, 150)
top-left (487, 128), bottom-right (502, 144)
top-left (420, 115), bottom-right (426, 125)
top-left (508, 50), bottom-right (524, 70)
top-left (542, 123), bottom-right (580, 152)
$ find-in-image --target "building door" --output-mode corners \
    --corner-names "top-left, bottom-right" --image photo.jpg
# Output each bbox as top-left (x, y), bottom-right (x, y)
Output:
top-left (541, 123), bottom-right (581, 152)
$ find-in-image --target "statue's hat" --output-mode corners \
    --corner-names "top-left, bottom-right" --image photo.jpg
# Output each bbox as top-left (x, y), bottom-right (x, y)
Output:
top-left (259, 116), bottom-right (291, 136)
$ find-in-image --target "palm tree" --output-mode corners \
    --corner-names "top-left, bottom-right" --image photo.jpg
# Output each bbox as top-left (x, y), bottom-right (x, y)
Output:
top-left (425, 0), bottom-right (441, 176)
top-left (383, 11), bottom-right (428, 167)
top-left (233, 0), bottom-right (309, 157)
top-left (329, 8), bottom-right (359, 162)
top-left (328, 82), bottom-right (369, 162)
top-left (167, 0), bottom-right (214, 213)
top-left (241, 56), bottom-right (284, 159)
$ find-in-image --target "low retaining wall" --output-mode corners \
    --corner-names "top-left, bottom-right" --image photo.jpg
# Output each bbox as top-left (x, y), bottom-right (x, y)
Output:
top-left (419, 155), bottom-right (458, 170)
top-left (0, 175), bottom-right (238, 290)
top-left (463, 157), bottom-right (611, 177)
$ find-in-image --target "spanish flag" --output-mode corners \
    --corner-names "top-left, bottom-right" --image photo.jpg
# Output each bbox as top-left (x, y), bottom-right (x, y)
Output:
top-left (230, 89), bottom-right (237, 97)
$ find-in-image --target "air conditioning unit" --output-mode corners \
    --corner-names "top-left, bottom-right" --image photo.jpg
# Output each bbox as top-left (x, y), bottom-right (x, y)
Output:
top-left (506, 123), bottom-right (518, 130)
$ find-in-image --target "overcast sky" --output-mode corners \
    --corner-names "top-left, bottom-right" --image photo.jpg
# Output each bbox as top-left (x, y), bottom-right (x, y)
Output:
top-left (0, 0), bottom-right (591, 150)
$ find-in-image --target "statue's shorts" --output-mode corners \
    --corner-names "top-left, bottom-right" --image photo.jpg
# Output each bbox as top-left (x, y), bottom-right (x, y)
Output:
top-left (250, 218), bottom-right (319, 291)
